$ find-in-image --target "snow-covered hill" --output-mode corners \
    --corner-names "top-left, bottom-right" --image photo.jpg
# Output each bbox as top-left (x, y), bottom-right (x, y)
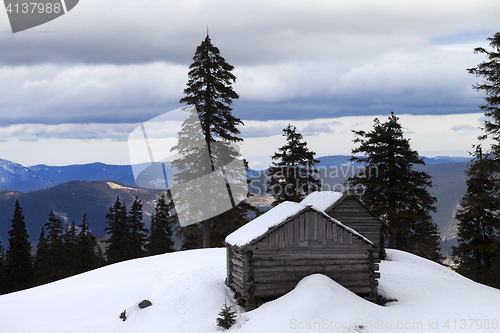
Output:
top-left (0, 249), bottom-right (498, 333)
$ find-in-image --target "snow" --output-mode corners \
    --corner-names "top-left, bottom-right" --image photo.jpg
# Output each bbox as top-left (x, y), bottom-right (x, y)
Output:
top-left (0, 249), bottom-right (499, 333)
top-left (225, 201), bottom-right (307, 247)
top-left (299, 191), bottom-right (344, 212)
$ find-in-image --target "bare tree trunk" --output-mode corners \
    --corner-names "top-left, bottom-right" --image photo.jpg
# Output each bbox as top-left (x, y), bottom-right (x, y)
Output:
top-left (202, 220), bottom-right (211, 248)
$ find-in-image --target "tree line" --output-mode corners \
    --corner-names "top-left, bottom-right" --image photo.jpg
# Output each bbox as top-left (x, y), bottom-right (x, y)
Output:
top-left (0, 193), bottom-right (177, 295)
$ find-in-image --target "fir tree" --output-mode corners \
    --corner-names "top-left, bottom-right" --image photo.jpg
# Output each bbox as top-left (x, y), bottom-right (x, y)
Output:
top-left (216, 300), bottom-right (237, 329)
top-left (267, 124), bottom-right (321, 204)
top-left (453, 146), bottom-right (499, 284)
top-left (103, 197), bottom-right (128, 263)
top-left (127, 197), bottom-right (148, 259)
top-left (175, 33), bottom-right (242, 248)
top-left (454, 32), bottom-right (500, 287)
top-left (147, 193), bottom-right (175, 255)
top-left (0, 241), bottom-right (5, 294)
top-left (180, 224), bottom-right (202, 250)
top-left (347, 113), bottom-right (442, 262)
top-left (4, 200), bottom-right (34, 293)
top-left (468, 32), bottom-right (500, 153)
top-left (62, 222), bottom-right (78, 277)
top-left (34, 228), bottom-right (50, 284)
top-left (37, 210), bottom-right (66, 283)
top-left (74, 214), bottom-right (101, 273)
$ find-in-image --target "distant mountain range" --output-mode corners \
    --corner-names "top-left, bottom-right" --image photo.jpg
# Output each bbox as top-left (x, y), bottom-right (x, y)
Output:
top-left (0, 156), bottom-right (471, 248)
top-left (0, 159), bottom-right (136, 192)
top-left (0, 180), bottom-right (167, 246)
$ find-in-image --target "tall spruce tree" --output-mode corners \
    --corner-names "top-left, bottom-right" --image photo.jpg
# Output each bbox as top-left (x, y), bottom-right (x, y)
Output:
top-left (147, 193), bottom-right (175, 255)
top-left (0, 242), bottom-right (5, 294)
top-left (468, 32), bottom-right (500, 153)
top-left (103, 197), bottom-right (128, 263)
top-left (452, 146), bottom-right (499, 284)
top-left (34, 228), bottom-right (49, 285)
top-left (175, 33), bottom-right (243, 248)
top-left (74, 214), bottom-right (101, 273)
top-left (4, 200), bottom-right (34, 293)
top-left (62, 222), bottom-right (78, 277)
top-left (347, 113), bottom-right (442, 262)
top-left (267, 124), bottom-right (321, 204)
top-left (127, 197), bottom-right (148, 259)
top-left (34, 211), bottom-right (65, 284)
top-left (454, 32), bottom-right (500, 287)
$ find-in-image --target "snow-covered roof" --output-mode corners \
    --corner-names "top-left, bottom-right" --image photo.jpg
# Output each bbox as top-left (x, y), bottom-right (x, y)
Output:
top-left (225, 201), bottom-right (308, 247)
top-left (225, 200), bottom-right (374, 248)
top-left (299, 191), bottom-right (344, 212)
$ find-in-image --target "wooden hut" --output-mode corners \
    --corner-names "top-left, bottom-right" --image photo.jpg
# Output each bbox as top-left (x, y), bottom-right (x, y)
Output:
top-left (301, 191), bottom-right (388, 258)
top-left (224, 201), bottom-right (379, 309)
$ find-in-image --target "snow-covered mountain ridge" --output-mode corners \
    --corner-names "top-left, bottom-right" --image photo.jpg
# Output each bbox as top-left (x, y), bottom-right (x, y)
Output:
top-left (0, 248), bottom-right (497, 333)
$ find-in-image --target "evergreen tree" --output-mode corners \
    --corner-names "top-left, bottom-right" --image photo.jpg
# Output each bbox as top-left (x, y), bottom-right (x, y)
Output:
top-left (62, 222), bottom-right (78, 277)
top-left (34, 228), bottom-right (50, 284)
top-left (216, 300), bottom-right (237, 329)
top-left (74, 214), bottom-right (101, 273)
top-left (147, 193), bottom-right (175, 255)
top-left (468, 32), bottom-right (500, 153)
top-left (175, 33), bottom-right (242, 248)
top-left (454, 33), bottom-right (500, 287)
top-left (347, 113), bottom-right (442, 262)
top-left (127, 197), bottom-right (148, 259)
top-left (4, 200), bottom-right (34, 293)
top-left (179, 224), bottom-right (202, 250)
top-left (0, 241), bottom-right (5, 294)
top-left (103, 197), bottom-right (128, 263)
top-left (452, 146), bottom-right (499, 284)
top-left (41, 211), bottom-right (65, 282)
top-left (267, 124), bottom-right (321, 204)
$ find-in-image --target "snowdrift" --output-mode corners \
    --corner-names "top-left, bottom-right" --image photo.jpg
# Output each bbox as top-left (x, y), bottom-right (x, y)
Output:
top-left (0, 249), bottom-right (498, 333)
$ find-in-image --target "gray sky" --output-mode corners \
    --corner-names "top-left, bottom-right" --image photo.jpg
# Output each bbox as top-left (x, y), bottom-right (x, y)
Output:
top-left (0, 0), bottom-right (498, 166)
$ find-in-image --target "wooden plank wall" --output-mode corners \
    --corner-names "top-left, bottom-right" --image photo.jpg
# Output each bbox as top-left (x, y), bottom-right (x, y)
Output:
top-left (227, 209), bottom-right (379, 300)
top-left (327, 197), bottom-right (384, 249)
top-left (250, 239), bottom-right (376, 297)
top-left (251, 211), bottom-right (353, 252)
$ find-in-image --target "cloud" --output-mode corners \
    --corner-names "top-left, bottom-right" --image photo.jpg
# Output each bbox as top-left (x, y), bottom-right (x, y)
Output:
top-left (451, 124), bottom-right (476, 132)
top-left (301, 121), bottom-right (339, 136)
top-left (0, 123), bottom-right (138, 141)
top-left (0, 0), bottom-right (497, 130)
top-left (239, 123), bottom-right (285, 138)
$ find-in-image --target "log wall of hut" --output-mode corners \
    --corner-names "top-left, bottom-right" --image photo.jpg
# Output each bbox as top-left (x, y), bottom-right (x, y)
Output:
top-left (326, 196), bottom-right (386, 256)
top-left (226, 210), bottom-right (379, 303)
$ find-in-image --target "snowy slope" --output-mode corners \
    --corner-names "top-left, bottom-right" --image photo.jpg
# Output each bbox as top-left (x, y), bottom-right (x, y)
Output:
top-left (0, 249), bottom-right (499, 333)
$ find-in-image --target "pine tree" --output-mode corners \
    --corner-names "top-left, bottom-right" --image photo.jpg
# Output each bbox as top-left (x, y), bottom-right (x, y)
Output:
top-left (62, 222), bottom-right (78, 277)
top-left (452, 146), bottom-right (499, 284)
top-left (175, 33), bottom-right (243, 248)
top-left (216, 300), bottom-right (237, 329)
top-left (147, 193), bottom-right (175, 255)
top-left (127, 197), bottom-right (148, 259)
top-left (347, 113), bottom-right (442, 262)
top-left (103, 197), bottom-right (128, 264)
top-left (468, 32), bottom-right (500, 153)
top-left (34, 228), bottom-right (50, 285)
top-left (267, 124), bottom-right (321, 204)
top-left (452, 32), bottom-right (500, 287)
top-left (179, 224), bottom-right (202, 250)
top-left (74, 214), bottom-right (101, 273)
top-left (41, 211), bottom-right (65, 282)
top-left (4, 200), bottom-right (34, 293)
top-left (0, 241), bottom-right (5, 294)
